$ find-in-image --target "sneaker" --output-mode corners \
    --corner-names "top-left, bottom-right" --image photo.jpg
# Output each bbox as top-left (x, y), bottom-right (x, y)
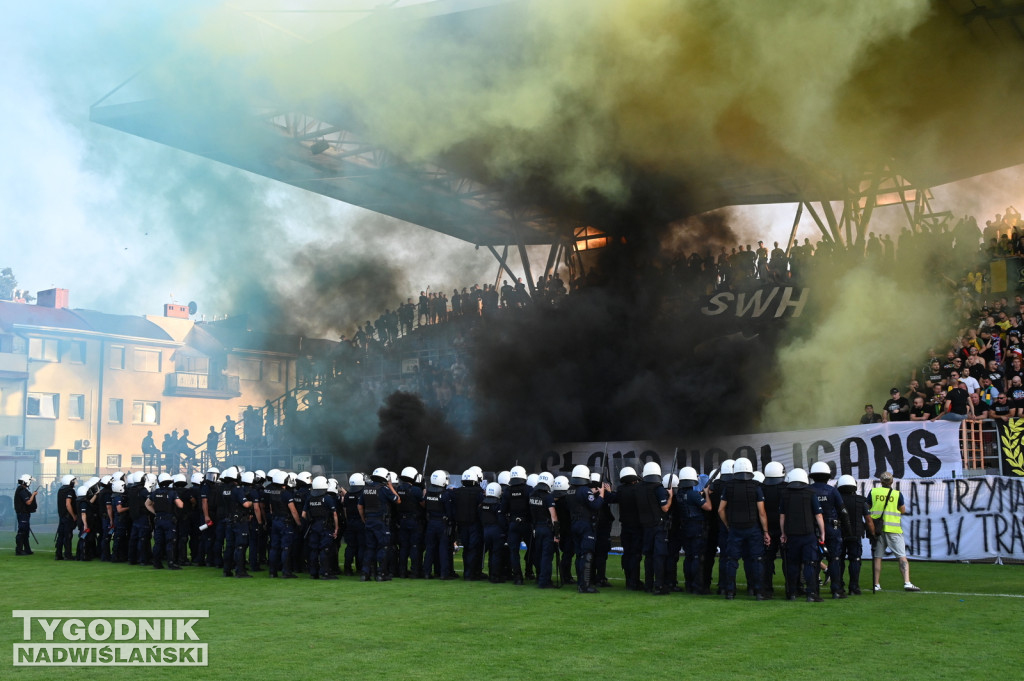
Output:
top-left (873, 584), bottom-right (882, 592)
top-left (904, 583), bottom-right (921, 592)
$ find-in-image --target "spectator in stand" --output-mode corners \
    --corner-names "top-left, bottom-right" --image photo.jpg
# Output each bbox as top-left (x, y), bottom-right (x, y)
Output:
top-left (206, 426), bottom-right (220, 464)
top-left (1008, 376), bottom-right (1024, 416)
top-left (960, 367), bottom-right (980, 395)
top-left (908, 396), bottom-right (930, 421)
top-left (882, 388), bottom-right (910, 422)
top-left (859, 404), bottom-right (883, 425)
top-left (986, 359), bottom-right (1005, 393)
top-left (988, 393), bottom-right (1012, 423)
top-left (978, 377), bottom-right (999, 406)
top-left (905, 380), bottom-right (927, 404)
top-left (940, 381), bottom-right (971, 421)
top-left (1006, 356), bottom-right (1024, 385)
top-left (966, 393), bottom-right (985, 421)
top-left (924, 360), bottom-right (944, 391)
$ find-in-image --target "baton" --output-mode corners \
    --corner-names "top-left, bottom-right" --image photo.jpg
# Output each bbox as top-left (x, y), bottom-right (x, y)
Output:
top-left (422, 445), bottom-right (430, 478)
top-left (30, 528), bottom-right (39, 545)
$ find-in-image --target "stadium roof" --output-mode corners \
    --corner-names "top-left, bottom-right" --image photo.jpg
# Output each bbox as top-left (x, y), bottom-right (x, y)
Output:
top-left (91, 0), bottom-right (1024, 249)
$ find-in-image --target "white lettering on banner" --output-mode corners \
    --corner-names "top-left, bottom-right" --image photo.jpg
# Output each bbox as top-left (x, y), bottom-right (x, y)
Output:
top-left (700, 287), bottom-right (809, 318)
top-left (549, 422), bottom-right (962, 481)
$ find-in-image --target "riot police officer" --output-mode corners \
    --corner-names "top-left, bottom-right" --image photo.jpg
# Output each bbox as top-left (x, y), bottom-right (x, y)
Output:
top-left (636, 462), bottom-right (672, 595)
top-left (616, 466), bottom-right (642, 591)
top-left (567, 465), bottom-right (607, 594)
top-left (302, 476), bottom-right (339, 579)
top-left (677, 467), bottom-right (712, 594)
top-left (552, 475), bottom-right (575, 585)
top-left (422, 470), bottom-right (455, 580)
top-left (55, 474), bottom-right (77, 561)
top-left (592, 472), bottom-right (616, 588)
top-left (264, 469), bottom-right (300, 578)
top-left (146, 473), bottom-right (184, 570)
top-left (172, 474), bottom-right (192, 565)
top-left (504, 465), bottom-right (532, 585)
top-left (809, 461), bottom-right (850, 599)
top-left (110, 478), bottom-right (130, 562)
top-left (198, 467), bottom-right (220, 567)
top-left (342, 473), bottom-right (365, 576)
top-left (718, 458), bottom-right (768, 600)
top-left (453, 468), bottom-right (485, 581)
top-left (358, 467), bottom-right (400, 581)
top-left (760, 461), bottom-right (786, 596)
top-left (779, 468), bottom-right (825, 602)
top-left (836, 474), bottom-right (874, 595)
top-left (127, 473), bottom-right (153, 565)
top-left (481, 481), bottom-right (508, 583)
top-left (14, 473), bottom-right (38, 555)
top-left (396, 467), bottom-right (425, 578)
top-left (220, 466), bottom-right (256, 578)
top-left (528, 473), bottom-right (558, 588)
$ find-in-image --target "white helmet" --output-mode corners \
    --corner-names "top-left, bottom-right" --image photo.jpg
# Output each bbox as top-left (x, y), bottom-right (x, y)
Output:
top-left (111, 471), bottom-right (125, 482)
top-left (837, 474), bottom-right (857, 490)
top-left (221, 466), bottom-right (239, 482)
top-left (77, 484), bottom-right (90, 498)
top-left (387, 470), bottom-right (398, 485)
top-left (720, 459), bottom-right (735, 476)
top-left (789, 468), bottom-right (809, 485)
top-left (157, 472), bottom-right (173, 486)
top-left (240, 471), bottom-right (255, 485)
top-left (536, 471), bottom-right (554, 491)
top-left (143, 477), bottom-right (156, 493)
top-left (267, 468), bottom-right (281, 482)
top-left (271, 470), bottom-right (289, 485)
top-left (111, 479), bottom-right (126, 494)
top-left (18, 473), bottom-right (33, 485)
top-left (254, 470), bottom-right (266, 482)
top-left (173, 474), bottom-right (187, 486)
top-left (642, 461), bottom-right (662, 482)
top-left (349, 472), bottom-right (365, 488)
top-left (485, 482), bottom-right (502, 498)
top-left (311, 476), bottom-right (328, 491)
top-left (85, 476), bottom-right (100, 489)
top-left (461, 469), bottom-right (476, 483)
top-left (206, 467), bottom-right (220, 482)
top-left (497, 471), bottom-right (511, 486)
top-left (810, 461), bottom-right (832, 479)
top-left (99, 475), bottom-right (112, 486)
top-left (662, 473), bottom-right (678, 490)
top-left (400, 466), bottom-right (418, 481)
top-left (733, 458), bottom-right (754, 480)
top-left (552, 475), bottom-right (570, 493)
top-left (526, 473), bottom-right (539, 488)
top-left (469, 466), bottom-right (483, 482)
top-left (509, 465), bottom-right (527, 483)
top-left (144, 472), bottom-right (157, 486)
top-left (619, 466), bottom-right (638, 483)
top-left (191, 473), bottom-right (204, 485)
top-left (570, 465), bottom-right (590, 485)
top-left (296, 471), bottom-right (313, 485)
top-left (327, 478), bottom-right (339, 494)
top-left (753, 471), bottom-right (765, 484)
top-left (370, 467), bottom-right (389, 483)
top-left (764, 461), bottom-right (785, 483)
top-left (286, 472), bottom-right (297, 488)
top-left (678, 466), bottom-right (699, 486)
top-left (589, 472), bottom-right (602, 485)
top-left (429, 470), bottom-right (448, 487)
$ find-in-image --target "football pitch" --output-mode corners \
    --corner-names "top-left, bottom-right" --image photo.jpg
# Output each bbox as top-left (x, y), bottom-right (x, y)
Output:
top-left (0, 530), bottom-right (1020, 680)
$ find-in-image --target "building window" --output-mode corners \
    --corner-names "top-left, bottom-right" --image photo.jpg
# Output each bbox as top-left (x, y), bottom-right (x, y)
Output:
top-left (265, 360), bottom-right (282, 383)
top-left (108, 398), bottom-right (123, 424)
top-left (27, 392), bottom-right (59, 418)
top-left (66, 450), bottom-right (82, 463)
top-left (69, 394), bottom-right (85, 420)
top-left (28, 338), bottom-right (59, 362)
top-left (130, 455), bottom-right (144, 467)
top-left (0, 334), bottom-right (26, 353)
top-left (133, 400), bottom-right (160, 425)
top-left (133, 348), bottom-right (162, 373)
top-left (67, 340), bottom-right (86, 364)
top-left (175, 355), bottom-right (209, 374)
top-left (238, 358), bottom-right (261, 381)
top-left (106, 454), bottom-right (121, 468)
top-left (109, 345), bottom-right (125, 370)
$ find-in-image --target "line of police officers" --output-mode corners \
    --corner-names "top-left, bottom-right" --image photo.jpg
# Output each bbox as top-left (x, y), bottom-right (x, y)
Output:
top-left (44, 457), bottom-right (875, 599)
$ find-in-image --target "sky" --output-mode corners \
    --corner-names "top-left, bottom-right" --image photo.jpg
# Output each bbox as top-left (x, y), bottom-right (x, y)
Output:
top-left (2, 0), bottom-right (1023, 334)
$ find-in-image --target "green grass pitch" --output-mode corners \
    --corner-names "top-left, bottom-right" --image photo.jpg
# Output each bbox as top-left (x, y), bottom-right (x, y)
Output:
top-left (1, 531), bottom-right (1020, 680)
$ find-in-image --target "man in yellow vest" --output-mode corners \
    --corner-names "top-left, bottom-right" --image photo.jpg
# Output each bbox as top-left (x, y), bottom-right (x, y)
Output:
top-left (870, 472), bottom-right (920, 592)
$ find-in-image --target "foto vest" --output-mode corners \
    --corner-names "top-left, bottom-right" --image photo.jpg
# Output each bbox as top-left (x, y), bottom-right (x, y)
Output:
top-left (869, 487), bottom-right (903, 535)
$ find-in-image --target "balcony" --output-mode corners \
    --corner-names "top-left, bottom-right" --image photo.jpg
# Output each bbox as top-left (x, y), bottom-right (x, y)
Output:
top-left (0, 351), bottom-right (29, 380)
top-left (164, 372), bottom-right (241, 399)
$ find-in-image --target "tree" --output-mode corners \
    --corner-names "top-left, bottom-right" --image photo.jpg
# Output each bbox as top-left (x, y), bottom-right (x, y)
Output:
top-left (0, 268), bottom-right (16, 301)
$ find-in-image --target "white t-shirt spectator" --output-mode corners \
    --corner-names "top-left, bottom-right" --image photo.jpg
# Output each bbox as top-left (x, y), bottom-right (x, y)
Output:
top-left (961, 375), bottom-right (980, 395)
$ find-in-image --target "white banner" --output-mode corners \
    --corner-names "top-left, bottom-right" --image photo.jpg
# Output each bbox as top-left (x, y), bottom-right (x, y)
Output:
top-left (547, 421), bottom-right (964, 481)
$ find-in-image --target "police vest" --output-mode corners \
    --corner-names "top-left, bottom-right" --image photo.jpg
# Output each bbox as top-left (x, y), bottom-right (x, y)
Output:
top-left (152, 487), bottom-right (175, 514)
top-left (223, 485), bottom-right (247, 520)
top-left (454, 486), bottom-right (480, 525)
top-left (506, 484), bottom-right (530, 521)
top-left (397, 484), bottom-right (422, 518)
top-left (781, 486), bottom-right (815, 536)
top-left (202, 481), bottom-right (218, 514)
top-left (554, 496), bottom-right (571, 530)
top-left (681, 489), bottom-right (704, 521)
top-left (616, 484), bottom-right (640, 526)
top-left (264, 487), bottom-right (285, 518)
top-left (761, 484), bottom-right (783, 534)
top-left (568, 486), bottom-right (596, 525)
top-left (529, 492), bottom-right (550, 526)
top-left (343, 493), bottom-right (362, 523)
top-left (14, 487), bottom-right (35, 514)
top-left (361, 484), bottom-right (384, 516)
top-left (869, 487), bottom-right (902, 535)
top-left (424, 489), bottom-right (446, 519)
top-left (57, 486), bottom-right (75, 518)
top-left (635, 482), bottom-right (664, 528)
top-left (724, 480), bottom-right (759, 529)
top-left (841, 492), bottom-right (868, 538)
top-left (481, 498), bottom-right (503, 526)
top-left (812, 483), bottom-right (839, 521)
top-left (127, 486), bottom-right (147, 520)
top-left (217, 485), bottom-right (234, 519)
top-left (307, 490), bottom-right (331, 524)
top-left (172, 488), bottom-right (189, 516)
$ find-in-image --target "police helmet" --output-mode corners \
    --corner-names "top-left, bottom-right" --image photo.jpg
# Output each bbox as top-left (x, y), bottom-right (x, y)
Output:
top-left (143, 476), bottom-right (157, 493)
top-left (461, 469), bottom-right (476, 484)
top-left (837, 474), bottom-right (857, 491)
top-left (77, 484), bottom-right (90, 498)
top-left (221, 466), bottom-right (239, 482)
top-left (267, 468), bottom-right (281, 482)
top-left (536, 471), bottom-right (554, 492)
top-left (662, 473), bottom-right (679, 490)
top-left (327, 478), bottom-right (339, 494)
top-left (111, 480), bottom-right (126, 494)
top-left (191, 473), bottom-right (204, 485)
top-left (296, 471), bottom-right (313, 486)
top-left (619, 466), bottom-right (638, 484)
top-left (18, 473), bottom-right (33, 485)
top-left (526, 473), bottom-right (539, 488)
top-left (240, 471), bottom-right (256, 485)
top-left (270, 470), bottom-right (288, 486)
top-left (157, 473), bottom-right (173, 486)
top-left (589, 472), bottom-right (602, 487)
top-left (172, 474), bottom-right (187, 487)
top-left (763, 461), bottom-right (785, 485)
top-left (254, 469), bottom-right (266, 482)
top-left (111, 471), bottom-right (125, 482)
top-left (387, 470), bottom-right (399, 485)
top-left (311, 476), bottom-right (328, 491)
top-left (286, 472), bottom-right (297, 488)
top-left (509, 465), bottom-right (527, 483)
top-left (497, 471), bottom-right (511, 486)
top-left (429, 470), bottom-right (448, 488)
top-left (100, 474), bottom-right (112, 486)
top-left (85, 476), bottom-right (100, 489)
top-left (679, 466), bottom-right (699, 485)
top-left (415, 473), bottom-right (423, 485)
top-left (349, 472), bottom-right (365, 488)
top-left (641, 461), bottom-right (662, 483)
top-left (809, 461), bottom-right (832, 482)
top-left (485, 482), bottom-right (502, 498)
top-left (720, 459), bottom-right (735, 480)
top-left (205, 467), bottom-right (220, 482)
top-left (370, 467), bottom-right (389, 483)
top-left (753, 471), bottom-right (765, 484)
top-left (733, 458), bottom-right (754, 481)
top-left (469, 466), bottom-right (484, 482)
top-left (400, 466), bottom-right (418, 482)
top-left (570, 465), bottom-right (590, 486)
top-left (788, 468), bottom-right (809, 486)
